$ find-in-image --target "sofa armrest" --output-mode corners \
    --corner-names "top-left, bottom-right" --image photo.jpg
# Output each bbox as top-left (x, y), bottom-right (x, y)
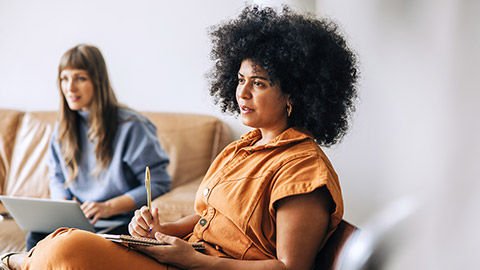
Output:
top-left (151, 177), bottom-right (202, 223)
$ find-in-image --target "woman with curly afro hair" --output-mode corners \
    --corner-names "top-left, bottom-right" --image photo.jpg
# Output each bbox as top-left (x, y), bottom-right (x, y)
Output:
top-left (5, 5), bottom-right (358, 270)
top-left (209, 5), bottom-right (358, 146)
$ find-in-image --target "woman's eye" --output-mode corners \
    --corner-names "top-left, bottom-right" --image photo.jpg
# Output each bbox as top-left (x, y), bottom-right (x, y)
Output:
top-left (77, 77), bottom-right (87, 81)
top-left (254, 81), bottom-right (264, 87)
top-left (238, 78), bottom-right (245, 84)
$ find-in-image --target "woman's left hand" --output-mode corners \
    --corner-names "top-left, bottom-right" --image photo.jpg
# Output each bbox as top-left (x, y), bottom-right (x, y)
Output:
top-left (81, 195), bottom-right (136, 225)
top-left (81, 201), bottom-right (112, 224)
top-left (135, 232), bottom-right (200, 268)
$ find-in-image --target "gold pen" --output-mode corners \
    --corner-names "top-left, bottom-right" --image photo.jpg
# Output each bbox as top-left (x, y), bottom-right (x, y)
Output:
top-left (145, 166), bottom-right (152, 231)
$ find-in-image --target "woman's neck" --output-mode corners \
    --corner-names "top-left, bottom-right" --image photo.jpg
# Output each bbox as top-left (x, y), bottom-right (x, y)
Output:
top-left (76, 109), bottom-right (90, 123)
top-left (254, 125), bottom-right (289, 146)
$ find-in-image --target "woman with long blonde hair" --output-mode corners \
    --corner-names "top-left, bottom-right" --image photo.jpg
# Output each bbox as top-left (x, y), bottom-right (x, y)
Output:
top-left (24, 44), bottom-right (172, 250)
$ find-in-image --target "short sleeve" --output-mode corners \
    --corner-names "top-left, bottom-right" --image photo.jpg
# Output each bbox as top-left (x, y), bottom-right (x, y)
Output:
top-left (269, 152), bottom-right (343, 228)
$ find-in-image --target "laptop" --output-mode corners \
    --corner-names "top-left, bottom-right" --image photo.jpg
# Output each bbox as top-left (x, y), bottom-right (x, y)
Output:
top-left (0, 196), bottom-right (124, 233)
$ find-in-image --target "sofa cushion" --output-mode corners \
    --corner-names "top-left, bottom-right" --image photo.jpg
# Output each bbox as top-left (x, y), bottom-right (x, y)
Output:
top-left (152, 176), bottom-right (203, 223)
top-left (0, 204), bottom-right (27, 254)
top-left (3, 112), bottom-right (57, 198)
top-left (142, 112), bottom-right (231, 189)
top-left (0, 110), bottom-right (25, 194)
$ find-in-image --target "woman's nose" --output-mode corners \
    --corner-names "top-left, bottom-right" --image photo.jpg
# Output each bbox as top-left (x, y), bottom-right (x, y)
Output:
top-left (237, 83), bottom-right (252, 99)
top-left (64, 80), bottom-right (75, 92)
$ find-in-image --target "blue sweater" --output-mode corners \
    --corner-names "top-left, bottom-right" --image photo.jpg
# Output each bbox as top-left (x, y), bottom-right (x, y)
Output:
top-left (48, 109), bottom-right (171, 223)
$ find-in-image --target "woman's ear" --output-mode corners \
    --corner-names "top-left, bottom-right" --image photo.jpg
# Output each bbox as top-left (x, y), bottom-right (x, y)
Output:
top-left (286, 95), bottom-right (293, 107)
top-left (286, 97), bottom-right (293, 117)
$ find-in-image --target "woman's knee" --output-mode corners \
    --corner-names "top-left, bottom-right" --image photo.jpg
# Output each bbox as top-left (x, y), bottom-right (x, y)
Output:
top-left (37, 228), bottom-right (103, 259)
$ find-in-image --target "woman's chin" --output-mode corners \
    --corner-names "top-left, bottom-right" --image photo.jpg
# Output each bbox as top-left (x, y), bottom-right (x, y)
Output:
top-left (67, 103), bottom-right (81, 111)
top-left (240, 117), bottom-right (255, 128)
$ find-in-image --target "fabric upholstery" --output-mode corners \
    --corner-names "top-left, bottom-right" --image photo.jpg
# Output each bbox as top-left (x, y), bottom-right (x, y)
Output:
top-left (0, 110), bottom-right (25, 194)
top-left (151, 176), bottom-right (203, 223)
top-left (4, 112), bottom-right (57, 198)
top-left (143, 112), bottom-right (231, 189)
top-left (0, 204), bottom-right (28, 252)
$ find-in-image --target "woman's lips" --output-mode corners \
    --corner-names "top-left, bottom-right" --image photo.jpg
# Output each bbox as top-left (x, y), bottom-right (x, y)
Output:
top-left (240, 105), bottom-right (254, 114)
top-left (68, 96), bottom-right (80, 102)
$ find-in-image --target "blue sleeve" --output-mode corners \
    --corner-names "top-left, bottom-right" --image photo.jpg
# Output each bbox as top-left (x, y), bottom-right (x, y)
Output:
top-left (47, 125), bottom-right (73, 200)
top-left (121, 119), bottom-right (171, 208)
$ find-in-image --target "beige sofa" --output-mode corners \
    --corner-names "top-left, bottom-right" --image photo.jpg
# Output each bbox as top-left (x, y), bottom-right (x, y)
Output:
top-left (0, 109), bottom-right (232, 254)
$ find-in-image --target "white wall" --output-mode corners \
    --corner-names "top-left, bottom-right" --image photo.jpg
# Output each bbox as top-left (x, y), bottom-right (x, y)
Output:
top-left (318, 0), bottom-right (480, 268)
top-left (0, 0), bottom-right (316, 139)
top-left (1, 1), bottom-right (479, 266)
top-left (0, 0), bottom-right (253, 137)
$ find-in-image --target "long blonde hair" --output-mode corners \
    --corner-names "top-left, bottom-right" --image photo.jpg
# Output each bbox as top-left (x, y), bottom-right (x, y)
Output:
top-left (57, 44), bottom-right (120, 184)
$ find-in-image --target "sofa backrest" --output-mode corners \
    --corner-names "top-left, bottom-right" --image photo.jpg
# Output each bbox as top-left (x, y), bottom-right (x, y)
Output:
top-left (0, 110), bottom-right (26, 195)
top-left (0, 110), bottom-right (232, 198)
top-left (142, 112), bottom-right (231, 189)
top-left (2, 111), bottom-right (57, 197)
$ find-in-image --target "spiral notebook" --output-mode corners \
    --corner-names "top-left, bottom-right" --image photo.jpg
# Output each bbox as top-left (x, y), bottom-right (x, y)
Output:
top-left (98, 234), bottom-right (205, 250)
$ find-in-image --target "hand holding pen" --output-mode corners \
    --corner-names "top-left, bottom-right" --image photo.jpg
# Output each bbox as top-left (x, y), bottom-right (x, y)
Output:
top-left (129, 205), bottom-right (161, 238)
top-left (128, 166), bottom-right (162, 237)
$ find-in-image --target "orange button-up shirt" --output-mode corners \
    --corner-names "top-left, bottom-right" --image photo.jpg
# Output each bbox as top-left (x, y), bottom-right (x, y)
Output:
top-left (188, 128), bottom-right (343, 260)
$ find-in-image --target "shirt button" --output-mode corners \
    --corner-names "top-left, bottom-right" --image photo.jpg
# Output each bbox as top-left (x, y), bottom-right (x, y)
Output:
top-left (199, 218), bottom-right (207, 226)
top-left (203, 188), bottom-right (210, 196)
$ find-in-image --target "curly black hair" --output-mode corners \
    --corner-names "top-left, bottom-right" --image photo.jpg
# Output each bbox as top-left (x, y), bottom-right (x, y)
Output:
top-left (208, 5), bottom-right (359, 146)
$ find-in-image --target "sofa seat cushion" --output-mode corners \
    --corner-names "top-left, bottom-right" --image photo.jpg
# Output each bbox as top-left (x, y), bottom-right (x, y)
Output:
top-left (0, 204), bottom-right (27, 253)
top-left (152, 177), bottom-right (203, 223)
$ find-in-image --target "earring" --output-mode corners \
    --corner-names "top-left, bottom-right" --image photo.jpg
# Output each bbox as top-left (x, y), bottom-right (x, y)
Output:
top-left (286, 103), bottom-right (292, 117)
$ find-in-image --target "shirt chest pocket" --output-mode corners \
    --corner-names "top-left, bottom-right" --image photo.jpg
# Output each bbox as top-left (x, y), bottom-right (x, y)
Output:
top-left (206, 172), bottom-right (273, 232)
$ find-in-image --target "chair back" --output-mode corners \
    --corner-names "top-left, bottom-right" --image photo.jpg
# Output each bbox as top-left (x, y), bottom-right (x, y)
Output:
top-left (314, 220), bottom-right (359, 269)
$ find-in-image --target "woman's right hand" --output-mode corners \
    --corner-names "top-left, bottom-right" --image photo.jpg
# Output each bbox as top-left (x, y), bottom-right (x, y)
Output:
top-left (129, 206), bottom-right (164, 238)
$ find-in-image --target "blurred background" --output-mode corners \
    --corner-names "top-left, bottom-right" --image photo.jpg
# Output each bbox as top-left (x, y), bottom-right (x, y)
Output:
top-left (1, 0), bottom-right (479, 268)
